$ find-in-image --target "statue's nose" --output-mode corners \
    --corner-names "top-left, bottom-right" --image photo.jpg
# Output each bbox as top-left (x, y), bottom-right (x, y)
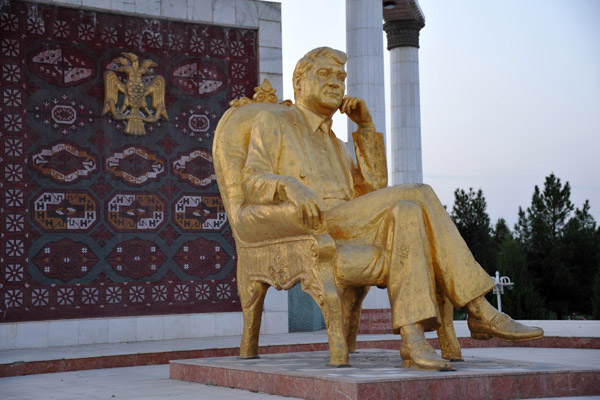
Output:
top-left (328, 78), bottom-right (341, 88)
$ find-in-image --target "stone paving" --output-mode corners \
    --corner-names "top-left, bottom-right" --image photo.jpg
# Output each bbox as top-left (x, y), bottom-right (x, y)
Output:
top-left (0, 364), bottom-right (300, 400)
top-left (1, 321), bottom-right (599, 399)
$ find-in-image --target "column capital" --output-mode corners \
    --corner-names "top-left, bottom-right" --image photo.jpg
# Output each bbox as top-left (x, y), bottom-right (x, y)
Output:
top-left (383, 19), bottom-right (425, 50)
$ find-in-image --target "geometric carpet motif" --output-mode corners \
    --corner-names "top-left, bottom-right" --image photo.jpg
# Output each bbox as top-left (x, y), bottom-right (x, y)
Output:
top-left (0, 1), bottom-right (257, 321)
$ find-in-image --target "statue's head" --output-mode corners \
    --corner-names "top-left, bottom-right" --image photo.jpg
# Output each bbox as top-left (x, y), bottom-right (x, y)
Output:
top-left (293, 47), bottom-right (347, 117)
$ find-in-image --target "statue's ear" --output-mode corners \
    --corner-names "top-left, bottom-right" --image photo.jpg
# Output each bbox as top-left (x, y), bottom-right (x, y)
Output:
top-left (293, 75), bottom-right (302, 93)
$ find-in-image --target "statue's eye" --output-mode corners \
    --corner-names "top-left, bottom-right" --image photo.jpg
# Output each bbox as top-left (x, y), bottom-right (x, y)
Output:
top-left (317, 70), bottom-right (329, 78)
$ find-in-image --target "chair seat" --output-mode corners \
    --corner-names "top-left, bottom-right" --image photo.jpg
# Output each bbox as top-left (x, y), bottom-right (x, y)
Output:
top-left (237, 235), bottom-right (318, 291)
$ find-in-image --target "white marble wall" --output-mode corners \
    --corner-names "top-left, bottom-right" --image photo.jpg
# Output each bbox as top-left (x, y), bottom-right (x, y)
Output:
top-left (345, 0), bottom-right (386, 147)
top-left (1, 0), bottom-right (286, 350)
top-left (0, 287), bottom-right (288, 350)
top-left (390, 46), bottom-right (423, 184)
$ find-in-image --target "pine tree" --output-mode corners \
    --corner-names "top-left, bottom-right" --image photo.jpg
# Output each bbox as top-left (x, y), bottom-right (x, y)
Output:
top-left (515, 173), bottom-right (574, 246)
top-left (515, 173), bottom-right (600, 319)
top-left (451, 188), bottom-right (496, 274)
top-left (494, 217), bottom-right (512, 245)
top-left (559, 200), bottom-right (600, 317)
top-left (593, 271), bottom-right (600, 319)
top-left (495, 235), bottom-right (549, 319)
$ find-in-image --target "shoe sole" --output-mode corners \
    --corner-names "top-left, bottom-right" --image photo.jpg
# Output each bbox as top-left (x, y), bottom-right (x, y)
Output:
top-left (470, 329), bottom-right (544, 342)
top-left (402, 358), bottom-right (453, 371)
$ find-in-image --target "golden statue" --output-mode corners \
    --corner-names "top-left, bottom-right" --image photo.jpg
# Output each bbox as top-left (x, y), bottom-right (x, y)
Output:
top-left (213, 47), bottom-right (543, 370)
top-left (102, 52), bottom-right (168, 136)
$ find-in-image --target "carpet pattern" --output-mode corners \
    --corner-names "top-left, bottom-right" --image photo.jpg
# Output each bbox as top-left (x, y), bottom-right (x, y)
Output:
top-left (0, 1), bottom-right (258, 322)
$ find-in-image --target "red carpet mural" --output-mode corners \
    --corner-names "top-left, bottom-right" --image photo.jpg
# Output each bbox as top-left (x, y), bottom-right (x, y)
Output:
top-left (0, 1), bottom-right (258, 322)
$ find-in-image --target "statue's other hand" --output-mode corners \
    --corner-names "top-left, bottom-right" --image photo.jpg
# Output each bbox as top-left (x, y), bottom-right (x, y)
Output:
top-left (278, 178), bottom-right (324, 230)
top-left (340, 96), bottom-right (375, 131)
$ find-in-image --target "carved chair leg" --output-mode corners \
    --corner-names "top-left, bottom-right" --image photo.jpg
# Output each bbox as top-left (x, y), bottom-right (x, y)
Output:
top-left (313, 282), bottom-right (349, 367)
top-left (341, 286), bottom-right (369, 353)
top-left (435, 288), bottom-right (463, 361)
top-left (238, 277), bottom-right (269, 359)
top-left (303, 234), bottom-right (350, 367)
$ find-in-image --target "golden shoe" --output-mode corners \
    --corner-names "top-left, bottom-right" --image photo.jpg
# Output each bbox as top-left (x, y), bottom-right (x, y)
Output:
top-left (400, 339), bottom-right (452, 371)
top-left (468, 312), bottom-right (544, 341)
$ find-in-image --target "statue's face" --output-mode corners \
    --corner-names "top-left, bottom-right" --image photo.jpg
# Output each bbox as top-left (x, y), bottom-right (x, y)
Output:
top-left (298, 56), bottom-right (347, 116)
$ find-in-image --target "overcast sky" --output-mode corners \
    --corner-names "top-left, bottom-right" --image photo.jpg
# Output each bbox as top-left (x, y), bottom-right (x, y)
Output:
top-left (279, 0), bottom-right (600, 227)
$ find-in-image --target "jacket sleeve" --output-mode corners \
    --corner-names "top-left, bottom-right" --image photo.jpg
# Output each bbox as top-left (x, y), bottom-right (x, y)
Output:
top-left (349, 129), bottom-right (388, 196)
top-left (241, 110), bottom-right (293, 205)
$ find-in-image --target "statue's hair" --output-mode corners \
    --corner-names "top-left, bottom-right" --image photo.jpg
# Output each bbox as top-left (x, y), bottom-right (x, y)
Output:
top-left (293, 47), bottom-right (347, 100)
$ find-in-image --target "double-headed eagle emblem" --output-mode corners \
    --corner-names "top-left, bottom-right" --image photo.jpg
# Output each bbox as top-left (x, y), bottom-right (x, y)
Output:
top-left (102, 52), bottom-right (168, 136)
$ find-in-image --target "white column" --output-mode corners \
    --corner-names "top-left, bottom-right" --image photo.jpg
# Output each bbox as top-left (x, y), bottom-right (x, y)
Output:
top-left (390, 46), bottom-right (422, 184)
top-left (345, 0), bottom-right (389, 311)
top-left (345, 0), bottom-right (386, 148)
top-left (384, 17), bottom-right (425, 185)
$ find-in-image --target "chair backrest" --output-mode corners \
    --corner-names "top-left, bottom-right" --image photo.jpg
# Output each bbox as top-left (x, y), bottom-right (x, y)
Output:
top-left (212, 80), bottom-right (291, 245)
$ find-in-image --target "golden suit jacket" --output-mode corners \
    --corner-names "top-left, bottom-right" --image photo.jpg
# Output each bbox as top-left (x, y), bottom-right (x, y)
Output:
top-left (241, 104), bottom-right (387, 210)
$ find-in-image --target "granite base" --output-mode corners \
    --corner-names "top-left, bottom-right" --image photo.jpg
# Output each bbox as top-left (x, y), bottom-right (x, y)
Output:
top-left (170, 348), bottom-right (600, 400)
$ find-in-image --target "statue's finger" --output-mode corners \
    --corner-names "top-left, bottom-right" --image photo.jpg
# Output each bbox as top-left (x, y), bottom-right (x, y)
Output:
top-left (340, 98), bottom-right (350, 114)
top-left (301, 205), bottom-right (311, 229)
top-left (307, 203), bottom-right (318, 230)
top-left (343, 98), bottom-right (352, 113)
top-left (317, 205), bottom-right (324, 225)
top-left (297, 205), bottom-right (307, 227)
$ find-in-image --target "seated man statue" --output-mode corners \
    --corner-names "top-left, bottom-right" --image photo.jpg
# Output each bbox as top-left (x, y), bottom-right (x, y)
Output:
top-left (241, 47), bottom-right (543, 370)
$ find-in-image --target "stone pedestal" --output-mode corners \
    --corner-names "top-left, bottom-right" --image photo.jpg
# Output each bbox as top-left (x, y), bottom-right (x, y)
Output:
top-left (171, 348), bottom-right (600, 400)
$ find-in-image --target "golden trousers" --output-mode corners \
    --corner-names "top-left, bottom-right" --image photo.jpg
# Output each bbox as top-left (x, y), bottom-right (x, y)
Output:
top-left (325, 184), bottom-right (494, 330)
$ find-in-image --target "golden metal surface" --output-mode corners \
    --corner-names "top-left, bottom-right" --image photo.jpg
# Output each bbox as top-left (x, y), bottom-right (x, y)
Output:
top-left (213, 47), bottom-right (542, 369)
top-left (102, 52), bottom-right (168, 136)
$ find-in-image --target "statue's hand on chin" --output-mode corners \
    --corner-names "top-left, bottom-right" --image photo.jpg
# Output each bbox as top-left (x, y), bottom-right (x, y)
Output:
top-left (340, 96), bottom-right (375, 132)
